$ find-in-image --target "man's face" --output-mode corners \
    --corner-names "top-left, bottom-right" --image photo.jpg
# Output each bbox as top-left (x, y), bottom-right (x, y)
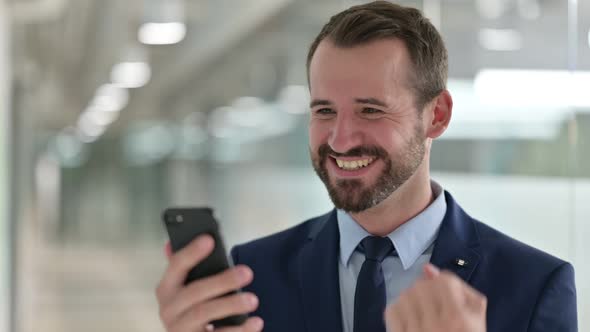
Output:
top-left (308, 38), bottom-right (427, 213)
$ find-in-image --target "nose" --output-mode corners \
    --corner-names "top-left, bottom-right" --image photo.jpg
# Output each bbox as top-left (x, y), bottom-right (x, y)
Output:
top-left (328, 112), bottom-right (363, 153)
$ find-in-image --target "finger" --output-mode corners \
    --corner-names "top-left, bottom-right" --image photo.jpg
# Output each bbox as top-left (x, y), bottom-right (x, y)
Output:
top-left (411, 279), bottom-right (442, 330)
top-left (161, 265), bottom-right (253, 323)
top-left (462, 282), bottom-right (487, 313)
top-left (422, 263), bottom-right (440, 280)
top-left (387, 292), bottom-right (415, 332)
top-left (164, 241), bottom-right (173, 260)
top-left (156, 235), bottom-right (215, 305)
top-left (401, 285), bottom-right (427, 332)
top-left (436, 271), bottom-right (466, 317)
top-left (170, 292), bottom-right (259, 332)
top-left (215, 317), bottom-right (264, 332)
top-left (384, 302), bottom-right (405, 332)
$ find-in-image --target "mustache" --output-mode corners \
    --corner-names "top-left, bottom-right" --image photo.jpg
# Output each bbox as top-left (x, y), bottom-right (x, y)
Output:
top-left (317, 144), bottom-right (388, 159)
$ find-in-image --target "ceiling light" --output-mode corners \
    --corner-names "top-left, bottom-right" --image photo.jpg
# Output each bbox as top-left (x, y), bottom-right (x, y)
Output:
top-left (90, 84), bottom-right (129, 112)
top-left (76, 115), bottom-right (107, 142)
top-left (474, 69), bottom-right (590, 108)
top-left (110, 61), bottom-right (151, 88)
top-left (81, 106), bottom-right (120, 127)
top-left (138, 22), bottom-right (186, 45)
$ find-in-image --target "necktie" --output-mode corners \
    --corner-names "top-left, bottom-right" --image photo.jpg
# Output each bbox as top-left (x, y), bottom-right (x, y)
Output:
top-left (354, 236), bottom-right (395, 332)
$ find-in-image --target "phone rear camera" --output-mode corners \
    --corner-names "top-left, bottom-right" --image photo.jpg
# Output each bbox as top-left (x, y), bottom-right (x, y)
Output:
top-left (175, 215), bottom-right (183, 223)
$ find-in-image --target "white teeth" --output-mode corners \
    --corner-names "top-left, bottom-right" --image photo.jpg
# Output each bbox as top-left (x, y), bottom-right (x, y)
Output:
top-left (335, 158), bottom-right (374, 170)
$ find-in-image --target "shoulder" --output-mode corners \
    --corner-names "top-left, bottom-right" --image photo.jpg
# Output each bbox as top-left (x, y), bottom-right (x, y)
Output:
top-left (467, 215), bottom-right (575, 307)
top-left (443, 191), bottom-right (568, 272)
top-left (467, 217), bottom-right (577, 330)
top-left (472, 218), bottom-right (567, 270)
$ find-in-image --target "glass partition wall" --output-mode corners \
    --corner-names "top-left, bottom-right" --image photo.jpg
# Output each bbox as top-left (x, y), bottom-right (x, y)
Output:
top-left (1, 0), bottom-right (11, 330)
top-left (6, 0), bottom-right (590, 331)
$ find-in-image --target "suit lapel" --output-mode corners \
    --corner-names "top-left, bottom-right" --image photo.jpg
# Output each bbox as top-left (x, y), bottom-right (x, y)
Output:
top-left (430, 191), bottom-right (482, 283)
top-left (296, 192), bottom-right (481, 331)
top-left (298, 210), bottom-right (344, 332)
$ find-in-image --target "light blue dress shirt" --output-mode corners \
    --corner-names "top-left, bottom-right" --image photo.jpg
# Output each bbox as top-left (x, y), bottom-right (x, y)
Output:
top-left (337, 180), bottom-right (447, 332)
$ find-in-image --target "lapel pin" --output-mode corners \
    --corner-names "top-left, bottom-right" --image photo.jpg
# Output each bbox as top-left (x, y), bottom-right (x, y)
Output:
top-left (455, 258), bottom-right (468, 267)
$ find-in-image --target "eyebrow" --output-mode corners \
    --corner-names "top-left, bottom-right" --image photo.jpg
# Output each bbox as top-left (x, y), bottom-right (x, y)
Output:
top-left (354, 97), bottom-right (388, 107)
top-left (309, 99), bottom-right (332, 108)
top-left (309, 97), bottom-right (388, 109)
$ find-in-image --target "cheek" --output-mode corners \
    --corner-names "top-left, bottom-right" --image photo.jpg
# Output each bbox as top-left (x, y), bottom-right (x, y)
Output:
top-left (368, 123), bottom-right (407, 151)
top-left (308, 120), bottom-right (330, 148)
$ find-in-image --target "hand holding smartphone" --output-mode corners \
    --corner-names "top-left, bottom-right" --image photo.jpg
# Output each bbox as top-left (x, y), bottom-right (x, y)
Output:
top-left (160, 207), bottom-right (251, 328)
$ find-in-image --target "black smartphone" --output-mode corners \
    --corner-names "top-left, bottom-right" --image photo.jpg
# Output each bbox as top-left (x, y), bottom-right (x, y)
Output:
top-left (162, 207), bottom-right (247, 327)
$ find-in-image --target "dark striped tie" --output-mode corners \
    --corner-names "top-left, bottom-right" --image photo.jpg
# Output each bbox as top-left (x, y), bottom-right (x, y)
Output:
top-left (354, 236), bottom-right (395, 332)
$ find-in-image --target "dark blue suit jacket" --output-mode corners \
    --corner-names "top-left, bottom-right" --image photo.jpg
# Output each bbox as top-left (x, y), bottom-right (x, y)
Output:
top-left (231, 192), bottom-right (577, 331)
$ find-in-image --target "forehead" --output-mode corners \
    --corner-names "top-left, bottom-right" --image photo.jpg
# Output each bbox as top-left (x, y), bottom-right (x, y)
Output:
top-left (308, 38), bottom-right (413, 98)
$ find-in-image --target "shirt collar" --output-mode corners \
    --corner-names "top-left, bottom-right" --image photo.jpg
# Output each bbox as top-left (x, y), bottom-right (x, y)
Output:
top-left (337, 180), bottom-right (447, 270)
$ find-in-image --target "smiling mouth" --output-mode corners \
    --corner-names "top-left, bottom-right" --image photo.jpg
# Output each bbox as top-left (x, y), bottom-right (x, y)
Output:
top-left (331, 157), bottom-right (376, 171)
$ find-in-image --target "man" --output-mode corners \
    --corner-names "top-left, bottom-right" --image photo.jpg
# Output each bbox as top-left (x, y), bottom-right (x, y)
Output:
top-left (156, 2), bottom-right (578, 331)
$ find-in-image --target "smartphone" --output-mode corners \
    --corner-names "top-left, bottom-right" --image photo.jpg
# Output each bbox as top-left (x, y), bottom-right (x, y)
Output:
top-left (162, 207), bottom-right (247, 327)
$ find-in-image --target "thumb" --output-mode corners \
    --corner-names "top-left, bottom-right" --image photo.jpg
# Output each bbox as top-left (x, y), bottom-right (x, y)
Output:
top-left (423, 263), bottom-right (441, 279)
top-left (164, 241), bottom-right (173, 260)
top-left (464, 284), bottom-right (488, 314)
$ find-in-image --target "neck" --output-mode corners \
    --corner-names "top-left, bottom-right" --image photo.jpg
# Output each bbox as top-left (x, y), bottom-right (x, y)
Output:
top-left (350, 163), bottom-right (434, 237)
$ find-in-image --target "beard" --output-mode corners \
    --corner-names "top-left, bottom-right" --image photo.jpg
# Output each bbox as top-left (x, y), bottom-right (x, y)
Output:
top-left (311, 124), bottom-right (426, 213)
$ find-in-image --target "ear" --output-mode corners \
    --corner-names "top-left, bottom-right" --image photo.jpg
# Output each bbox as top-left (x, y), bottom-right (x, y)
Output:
top-left (425, 89), bottom-right (453, 139)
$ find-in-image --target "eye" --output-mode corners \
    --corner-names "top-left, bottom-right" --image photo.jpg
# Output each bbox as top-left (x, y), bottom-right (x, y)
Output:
top-left (362, 107), bottom-right (383, 114)
top-left (311, 107), bottom-right (336, 119)
top-left (316, 108), bottom-right (335, 115)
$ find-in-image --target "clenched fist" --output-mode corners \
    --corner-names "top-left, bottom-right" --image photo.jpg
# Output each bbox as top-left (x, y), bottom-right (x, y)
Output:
top-left (385, 264), bottom-right (487, 332)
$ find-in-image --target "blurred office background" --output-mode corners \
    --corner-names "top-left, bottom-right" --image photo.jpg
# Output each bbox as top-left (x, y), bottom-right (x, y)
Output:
top-left (0, 0), bottom-right (589, 331)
